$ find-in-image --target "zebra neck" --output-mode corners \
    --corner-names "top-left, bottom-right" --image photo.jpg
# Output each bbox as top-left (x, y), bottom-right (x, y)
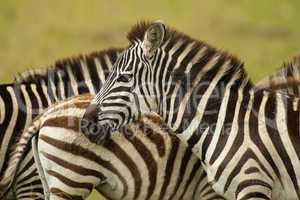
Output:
top-left (157, 58), bottom-right (252, 156)
top-left (178, 82), bottom-right (252, 162)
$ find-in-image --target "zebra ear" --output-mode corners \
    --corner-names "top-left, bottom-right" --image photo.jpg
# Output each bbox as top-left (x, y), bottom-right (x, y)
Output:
top-left (142, 21), bottom-right (165, 58)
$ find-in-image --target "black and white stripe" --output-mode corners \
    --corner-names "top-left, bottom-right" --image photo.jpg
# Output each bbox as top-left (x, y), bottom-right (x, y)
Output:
top-left (1, 46), bottom-right (222, 199)
top-left (33, 94), bottom-right (224, 200)
top-left (0, 49), bottom-right (122, 198)
top-left (86, 21), bottom-right (300, 199)
top-left (7, 58), bottom-right (300, 200)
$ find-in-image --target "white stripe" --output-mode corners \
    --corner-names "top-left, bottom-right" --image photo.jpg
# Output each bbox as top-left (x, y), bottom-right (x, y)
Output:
top-left (0, 93), bottom-right (5, 124)
top-left (66, 65), bottom-right (79, 96)
top-left (190, 127), bottom-right (210, 161)
top-left (18, 148), bottom-right (33, 172)
top-left (205, 70), bottom-right (242, 162)
top-left (179, 60), bottom-right (230, 140)
top-left (240, 91), bottom-right (275, 182)
top-left (49, 77), bottom-right (58, 101)
top-left (184, 47), bottom-right (207, 73)
top-left (40, 127), bottom-right (126, 199)
top-left (174, 42), bottom-right (195, 70)
top-left (276, 94), bottom-right (300, 195)
top-left (164, 141), bottom-right (187, 198)
top-left (167, 83), bottom-right (181, 126)
top-left (20, 85), bottom-right (32, 131)
top-left (105, 55), bottom-right (113, 71)
top-left (172, 55), bottom-right (220, 130)
top-left (41, 80), bottom-right (52, 106)
top-left (257, 92), bottom-right (294, 191)
top-left (165, 47), bottom-right (207, 123)
top-left (171, 150), bottom-right (199, 199)
top-left (94, 58), bottom-right (106, 84)
top-left (31, 84), bottom-right (43, 115)
top-left (17, 183), bottom-right (42, 193)
top-left (57, 70), bottom-right (66, 99)
top-left (211, 81), bottom-right (246, 170)
top-left (81, 60), bottom-right (96, 94)
top-left (16, 161), bottom-right (36, 181)
top-left (0, 87), bottom-right (19, 172)
top-left (161, 40), bottom-right (184, 120)
top-left (17, 175), bottom-right (41, 188)
top-left (165, 42), bottom-right (195, 94)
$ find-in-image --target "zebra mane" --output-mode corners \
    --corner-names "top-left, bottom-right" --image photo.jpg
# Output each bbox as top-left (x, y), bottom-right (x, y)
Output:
top-left (255, 55), bottom-right (300, 96)
top-left (15, 48), bottom-right (123, 84)
top-left (127, 21), bottom-right (248, 83)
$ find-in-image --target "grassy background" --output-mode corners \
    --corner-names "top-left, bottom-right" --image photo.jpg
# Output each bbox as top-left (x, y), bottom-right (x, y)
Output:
top-left (0, 0), bottom-right (300, 199)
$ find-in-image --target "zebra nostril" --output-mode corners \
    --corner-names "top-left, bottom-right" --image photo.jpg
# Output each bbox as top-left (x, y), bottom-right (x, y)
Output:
top-left (81, 104), bottom-right (99, 135)
top-left (83, 104), bottom-right (99, 123)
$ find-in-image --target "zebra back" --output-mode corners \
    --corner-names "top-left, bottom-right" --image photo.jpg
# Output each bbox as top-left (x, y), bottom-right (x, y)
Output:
top-left (15, 48), bottom-right (122, 94)
top-left (32, 94), bottom-right (224, 200)
top-left (255, 55), bottom-right (300, 96)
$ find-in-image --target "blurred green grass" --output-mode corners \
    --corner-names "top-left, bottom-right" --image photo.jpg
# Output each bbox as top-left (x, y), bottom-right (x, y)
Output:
top-left (0, 0), bottom-right (300, 199)
top-left (1, 0), bottom-right (300, 84)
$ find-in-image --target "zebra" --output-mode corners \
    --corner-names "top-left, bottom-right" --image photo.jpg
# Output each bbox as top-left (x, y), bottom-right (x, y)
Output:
top-left (0, 48), bottom-right (122, 199)
top-left (0, 47), bottom-right (222, 199)
top-left (12, 65), bottom-right (299, 199)
top-left (82, 21), bottom-right (300, 199)
top-left (30, 93), bottom-right (225, 200)
top-left (1, 22), bottom-right (299, 199)
top-left (4, 59), bottom-right (300, 200)
top-left (28, 55), bottom-right (300, 200)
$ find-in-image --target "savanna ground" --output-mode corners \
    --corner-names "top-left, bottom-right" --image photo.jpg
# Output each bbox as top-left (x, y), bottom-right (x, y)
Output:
top-left (0, 0), bottom-right (300, 199)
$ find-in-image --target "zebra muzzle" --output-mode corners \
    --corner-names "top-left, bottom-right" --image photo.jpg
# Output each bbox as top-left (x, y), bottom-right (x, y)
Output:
top-left (81, 104), bottom-right (111, 145)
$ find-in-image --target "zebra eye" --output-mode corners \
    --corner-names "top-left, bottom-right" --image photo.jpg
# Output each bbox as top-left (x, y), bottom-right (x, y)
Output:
top-left (117, 73), bottom-right (133, 82)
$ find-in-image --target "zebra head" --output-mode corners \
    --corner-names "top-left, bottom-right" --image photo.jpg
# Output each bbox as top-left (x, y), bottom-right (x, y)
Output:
top-left (81, 22), bottom-right (166, 144)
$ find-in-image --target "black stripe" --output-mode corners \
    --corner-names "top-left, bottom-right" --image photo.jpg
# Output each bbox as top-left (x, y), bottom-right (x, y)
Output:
top-left (224, 149), bottom-right (272, 193)
top-left (159, 136), bottom-right (179, 199)
top-left (265, 94), bottom-right (300, 198)
top-left (214, 88), bottom-right (249, 183)
top-left (103, 139), bottom-right (142, 200)
top-left (209, 91), bottom-right (238, 165)
top-left (86, 57), bottom-right (102, 92)
top-left (26, 85), bottom-right (40, 119)
top-left (35, 83), bottom-right (49, 108)
top-left (168, 148), bottom-right (192, 200)
top-left (179, 159), bottom-right (202, 199)
top-left (124, 129), bottom-right (157, 200)
top-left (39, 135), bottom-right (128, 198)
top-left (250, 92), bottom-right (280, 183)
top-left (50, 188), bottom-right (83, 200)
top-left (42, 151), bottom-right (106, 180)
top-left (47, 170), bottom-right (93, 190)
